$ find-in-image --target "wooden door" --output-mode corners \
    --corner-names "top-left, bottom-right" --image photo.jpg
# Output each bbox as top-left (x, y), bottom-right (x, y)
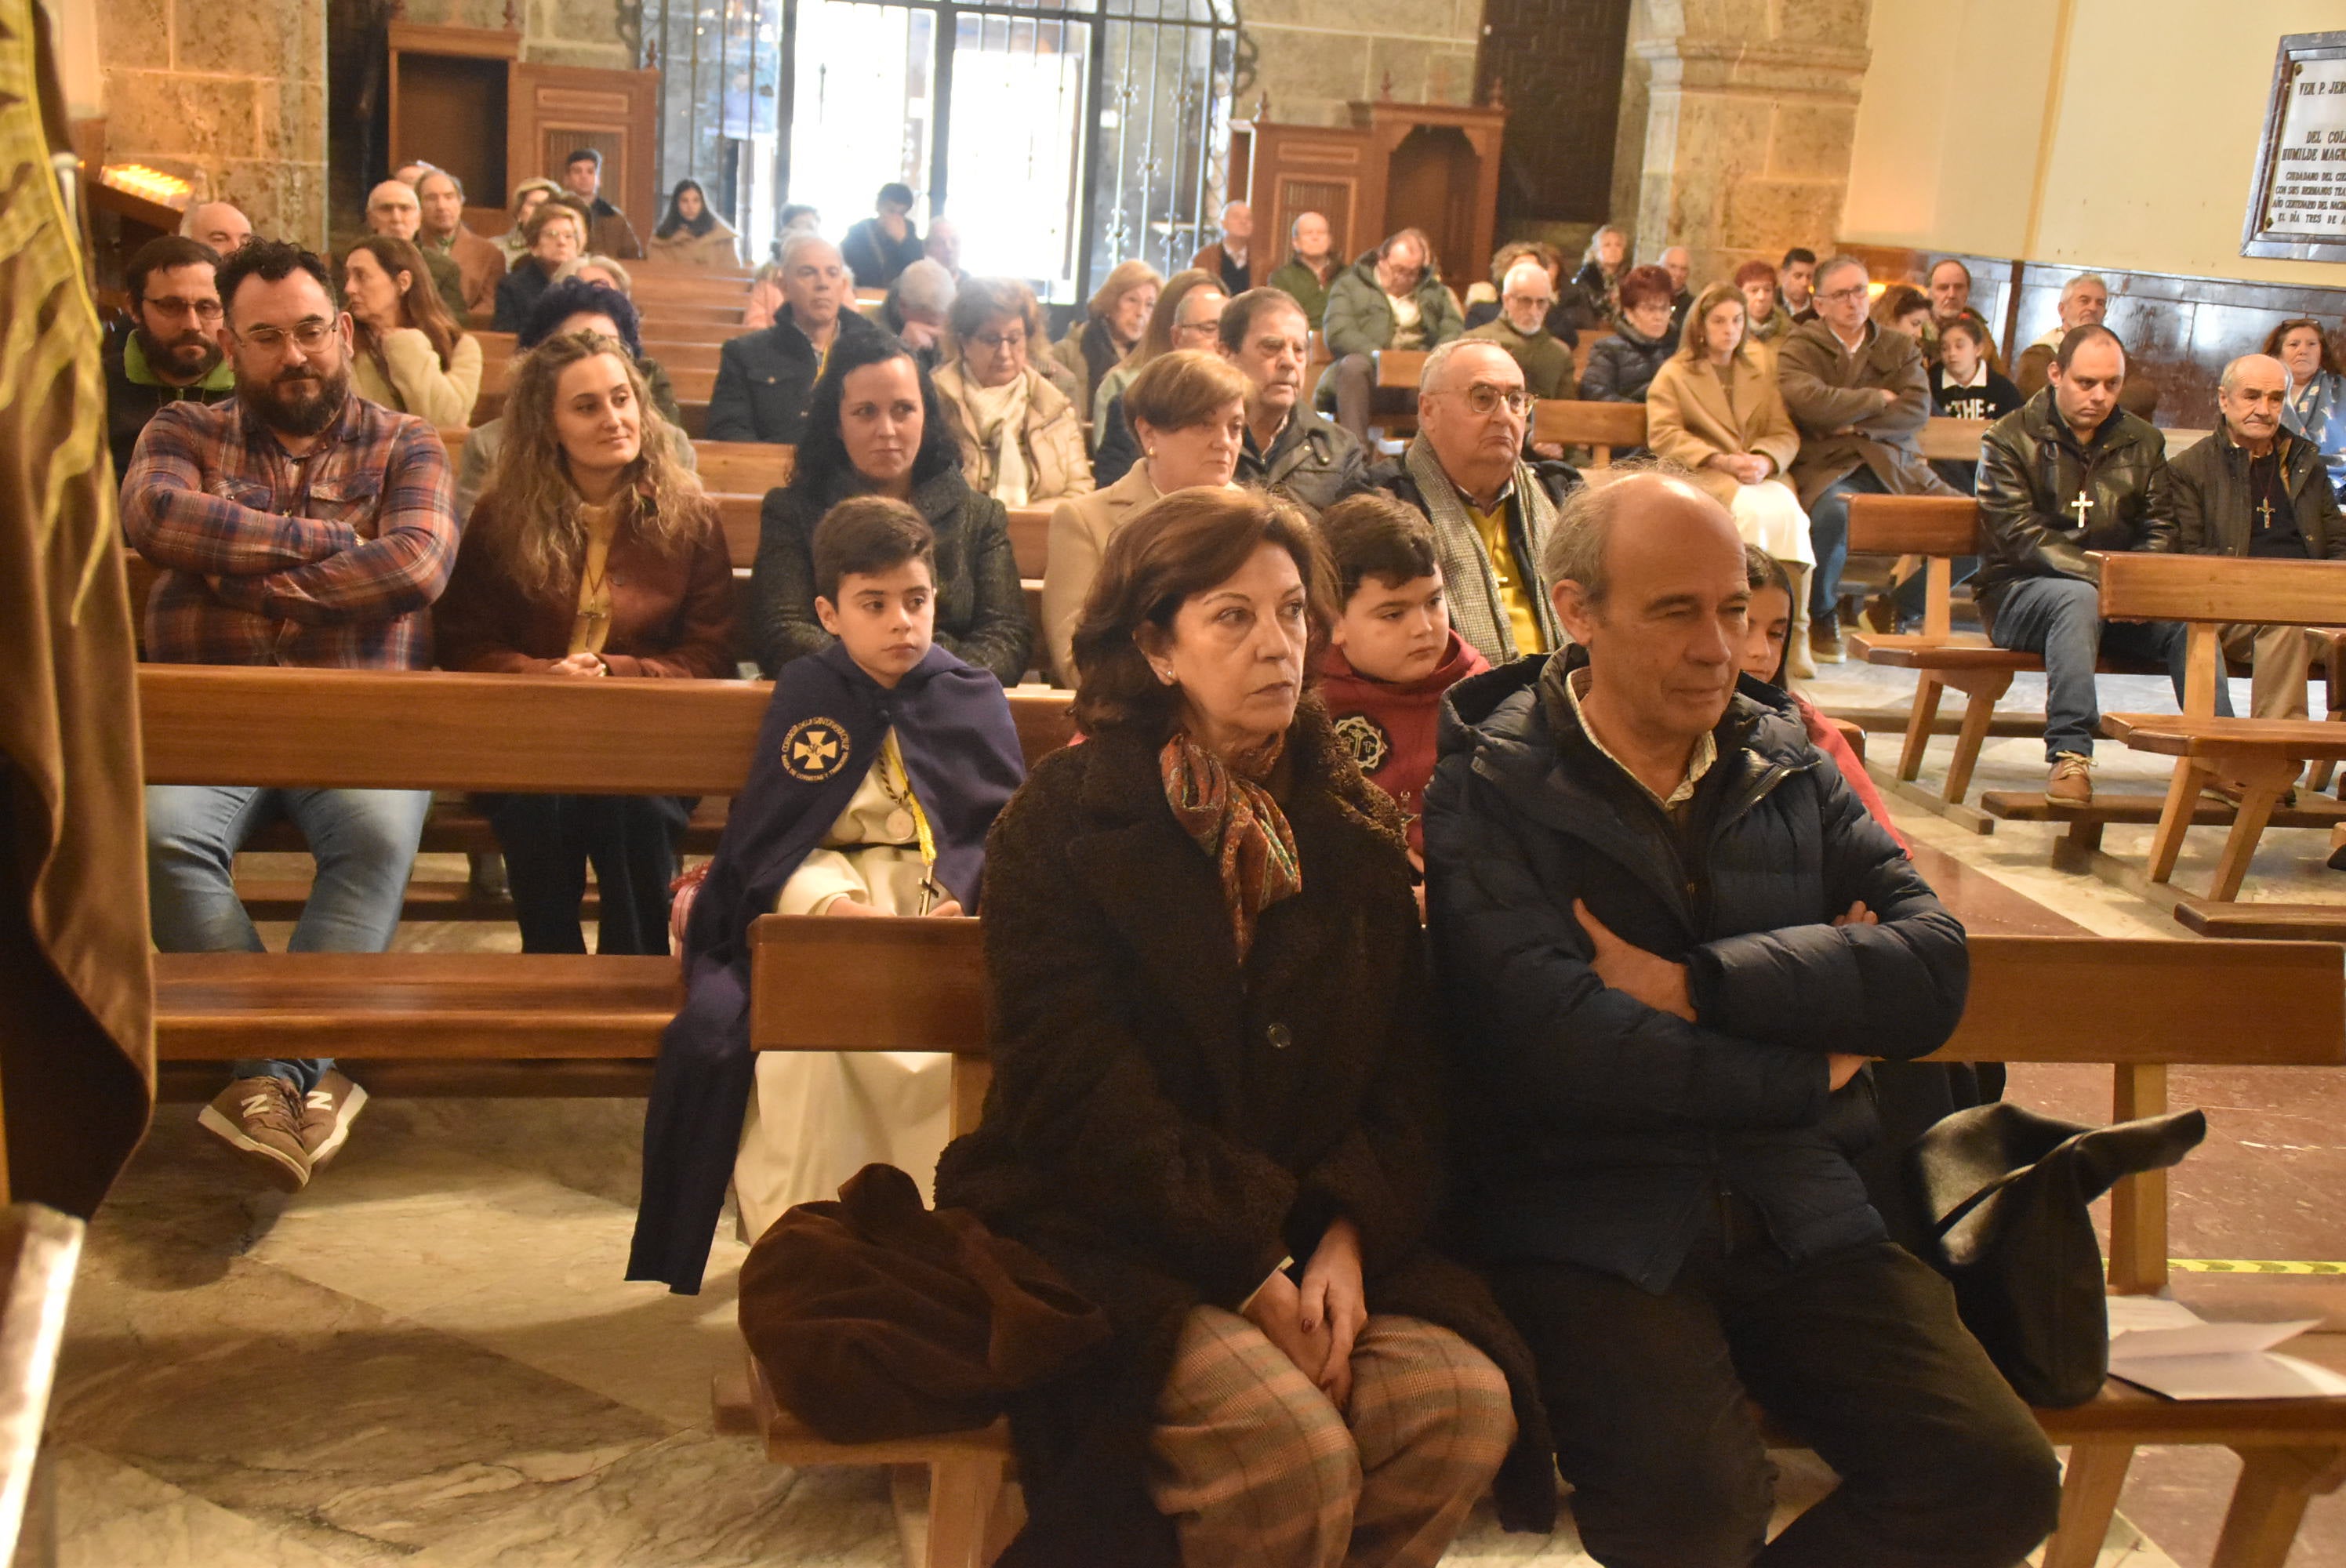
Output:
top-left (1244, 122), bottom-right (1374, 280)
top-left (507, 63), bottom-right (661, 241)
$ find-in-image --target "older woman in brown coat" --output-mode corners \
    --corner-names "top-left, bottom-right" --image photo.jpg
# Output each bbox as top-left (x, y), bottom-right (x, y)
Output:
top-left (1647, 281), bottom-right (1817, 673)
top-left (934, 488), bottom-right (1554, 1568)
top-left (932, 276), bottom-right (1094, 506)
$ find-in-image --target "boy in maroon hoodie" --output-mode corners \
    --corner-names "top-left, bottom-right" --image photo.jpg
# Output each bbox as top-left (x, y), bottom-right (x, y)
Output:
top-left (1316, 493), bottom-right (1491, 866)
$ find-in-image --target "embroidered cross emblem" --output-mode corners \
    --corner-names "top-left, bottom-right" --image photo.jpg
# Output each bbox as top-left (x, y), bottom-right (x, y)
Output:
top-left (779, 718), bottom-right (851, 782)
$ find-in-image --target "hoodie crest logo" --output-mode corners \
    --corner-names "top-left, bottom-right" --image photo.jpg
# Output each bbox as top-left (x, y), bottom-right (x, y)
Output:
top-left (781, 717), bottom-right (851, 782)
top-left (1333, 713), bottom-right (1391, 775)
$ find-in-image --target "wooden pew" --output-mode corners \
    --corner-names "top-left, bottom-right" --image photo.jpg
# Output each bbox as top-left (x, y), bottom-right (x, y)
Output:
top-left (1531, 399), bottom-right (1647, 466)
top-left (1978, 553), bottom-right (2346, 869)
top-left (141, 665), bottom-right (1078, 1069)
top-left (725, 916), bottom-right (2346, 1568)
top-left (1371, 348), bottom-right (1428, 440)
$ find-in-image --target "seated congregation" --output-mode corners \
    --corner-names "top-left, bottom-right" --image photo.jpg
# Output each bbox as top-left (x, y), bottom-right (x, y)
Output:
top-left (109, 151), bottom-right (2346, 1568)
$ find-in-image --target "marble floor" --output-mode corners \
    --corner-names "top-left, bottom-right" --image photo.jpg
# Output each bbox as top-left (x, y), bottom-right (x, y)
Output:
top-left (51, 659), bottom-right (2346, 1567)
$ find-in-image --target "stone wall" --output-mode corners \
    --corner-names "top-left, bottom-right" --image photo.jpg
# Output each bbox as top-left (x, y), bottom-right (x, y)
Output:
top-left (1611, 0), bottom-right (1871, 285)
top-left (93, 0), bottom-right (329, 249)
top-left (1240, 0), bottom-right (1480, 130)
top-left (393, 0), bottom-right (635, 70)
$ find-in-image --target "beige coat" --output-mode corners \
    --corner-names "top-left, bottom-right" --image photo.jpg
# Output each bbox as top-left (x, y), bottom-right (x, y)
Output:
top-left (353, 328), bottom-right (483, 430)
top-left (1645, 351), bottom-right (1803, 510)
top-left (933, 360), bottom-right (1096, 505)
top-left (648, 222), bottom-right (744, 268)
top-left (1042, 461), bottom-right (1159, 685)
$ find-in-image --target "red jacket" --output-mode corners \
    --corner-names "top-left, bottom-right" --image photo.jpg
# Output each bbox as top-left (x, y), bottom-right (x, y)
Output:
top-left (1316, 630), bottom-right (1490, 855)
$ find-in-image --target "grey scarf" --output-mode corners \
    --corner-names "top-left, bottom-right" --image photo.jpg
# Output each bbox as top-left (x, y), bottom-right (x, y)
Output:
top-left (1404, 436), bottom-right (1563, 665)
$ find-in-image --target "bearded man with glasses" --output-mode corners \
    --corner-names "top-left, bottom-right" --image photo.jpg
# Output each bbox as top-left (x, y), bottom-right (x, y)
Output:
top-left (121, 239), bottom-right (460, 1197)
top-left (105, 235), bottom-right (237, 477)
top-left (1349, 339), bottom-right (1581, 665)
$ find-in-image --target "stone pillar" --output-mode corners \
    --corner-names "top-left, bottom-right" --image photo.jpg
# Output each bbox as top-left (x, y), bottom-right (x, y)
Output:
top-left (1629, 0), bottom-right (1870, 287)
top-left (93, 0), bottom-right (327, 249)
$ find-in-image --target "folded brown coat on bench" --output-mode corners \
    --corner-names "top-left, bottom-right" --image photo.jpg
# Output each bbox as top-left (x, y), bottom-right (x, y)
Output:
top-left (739, 1162), bottom-right (1110, 1443)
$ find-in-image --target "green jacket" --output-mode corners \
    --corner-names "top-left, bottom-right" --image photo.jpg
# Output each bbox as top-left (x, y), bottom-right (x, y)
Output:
top-left (1321, 250), bottom-right (1465, 358)
top-left (1266, 256), bottom-right (1338, 328)
top-left (1463, 317), bottom-right (1574, 401)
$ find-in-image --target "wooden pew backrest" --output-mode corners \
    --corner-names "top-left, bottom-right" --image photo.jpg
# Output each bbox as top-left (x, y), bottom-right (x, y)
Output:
top-left (2091, 551), bottom-right (2346, 714)
top-left (1531, 399), bottom-right (1648, 464)
top-left (136, 667), bottom-right (1080, 789)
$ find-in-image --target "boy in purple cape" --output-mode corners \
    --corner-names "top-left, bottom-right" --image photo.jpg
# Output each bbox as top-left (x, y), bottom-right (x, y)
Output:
top-left (629, 498), bottom-right (1026, 1293)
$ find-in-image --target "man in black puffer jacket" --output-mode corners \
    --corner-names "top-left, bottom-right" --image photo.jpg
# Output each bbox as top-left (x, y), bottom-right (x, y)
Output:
top-left (1425, 470), bottom-right (2060, 1568)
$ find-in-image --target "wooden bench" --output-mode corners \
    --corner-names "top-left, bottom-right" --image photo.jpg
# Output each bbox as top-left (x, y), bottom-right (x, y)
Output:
top-left (140, 665), bottom-right (1078, 1070)
top-left (1370, 347), bottom-right (1428, 440)
top-left (1531, 398), bottom-right (1647, 466)
top-left (721, 916), bottom-right (2346, 1568)
top-left (1979, 554), bottom-right (2346, 872)
top-left (1843, 494), bottom-right (2038, 807)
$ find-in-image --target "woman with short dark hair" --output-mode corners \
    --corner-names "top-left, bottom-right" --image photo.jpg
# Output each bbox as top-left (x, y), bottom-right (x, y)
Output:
top-left (1042, 347), bottom-right (1246, 684)
top-left (1578, 263), bottom-right (1680, 405)
top-left (935, 485), bottom-right (1554, 1566)
top-left (746, 332), bottom-right (1032, 683)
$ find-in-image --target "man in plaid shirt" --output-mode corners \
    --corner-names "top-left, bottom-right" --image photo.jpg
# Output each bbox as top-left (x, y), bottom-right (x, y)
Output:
top-left (122, 239), bottom-right (459, 1194)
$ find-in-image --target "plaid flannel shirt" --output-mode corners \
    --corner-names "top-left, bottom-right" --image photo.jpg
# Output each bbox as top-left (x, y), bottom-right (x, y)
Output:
top-left (121, 394), bottom-right (458, 668)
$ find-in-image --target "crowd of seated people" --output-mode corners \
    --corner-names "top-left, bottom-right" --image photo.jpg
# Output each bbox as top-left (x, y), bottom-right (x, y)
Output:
top-left (110, 165), bottom-right (2346, 1568)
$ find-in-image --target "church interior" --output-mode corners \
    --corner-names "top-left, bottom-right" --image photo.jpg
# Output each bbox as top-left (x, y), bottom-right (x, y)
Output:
top-left (9, 0), bottom-right (2346, 1565)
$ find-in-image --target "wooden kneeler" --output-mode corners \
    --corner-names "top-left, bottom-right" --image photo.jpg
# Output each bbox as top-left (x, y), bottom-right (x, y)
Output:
top-left (721, 916), bottom-right (1016, 1568)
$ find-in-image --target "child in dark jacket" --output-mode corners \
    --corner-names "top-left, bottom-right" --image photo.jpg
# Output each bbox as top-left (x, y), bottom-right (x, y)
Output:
top-left (1314, 493), bottom-right (1491, 868)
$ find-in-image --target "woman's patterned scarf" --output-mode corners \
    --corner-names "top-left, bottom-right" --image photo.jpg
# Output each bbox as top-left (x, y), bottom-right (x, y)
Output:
top-left (1159, 730), bottom-right (1302, 964)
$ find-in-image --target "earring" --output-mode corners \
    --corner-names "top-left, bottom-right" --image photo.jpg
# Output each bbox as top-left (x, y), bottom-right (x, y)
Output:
top-left (1146, 448), bottom-right (1157, 460)
top-left (1157, 665), bottom-right (1175, 684)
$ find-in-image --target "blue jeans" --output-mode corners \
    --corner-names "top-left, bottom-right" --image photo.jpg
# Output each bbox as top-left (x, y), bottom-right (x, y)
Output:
top-left (147, 784), bottom-right (430, 1091)
top-left (1985, 575), bottom-right (2231, 760)
top-left (1807, 467), bottom-right (1890, 621)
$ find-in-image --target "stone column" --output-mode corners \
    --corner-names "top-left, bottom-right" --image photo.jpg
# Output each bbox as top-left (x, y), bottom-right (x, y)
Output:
top-left (1629, 0), bottom-right (1870, 287)
top-left (94, 0), bottom-right (327, 249)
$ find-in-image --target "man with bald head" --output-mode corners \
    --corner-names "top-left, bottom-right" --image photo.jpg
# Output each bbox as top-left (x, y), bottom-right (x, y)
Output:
top-left (1658, 245), bottom-right (1694, 328)
top-left (1424, 468), bottom-right (2057, 1568)
top-left (181, 201), bottom-right (252, 256)
top-left (2169, 353), bottom-right (2346, 723)
top-left (706, 231), bottom-right (884, 444)
top-left (1192, 198), bottom-right (1253, 297)
top-left (1269, 209), bottom-right (1338, 327)
top-left (2015, 272), bottom-right (2156, 418)
top-left (415, 168), bottom-right (507, 319)
top-left (1353, 338), bottom-right (1578, 664)
top-left (1321, 227), bottom-right (1465, 445)
top-left (366, 178), bottom-right (467, 322)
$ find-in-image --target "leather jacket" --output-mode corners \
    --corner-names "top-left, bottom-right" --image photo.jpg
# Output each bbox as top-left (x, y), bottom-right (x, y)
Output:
top-left (2170, 420), bottom-right (2346, 561)
top-left (1973, 387), bottom-right (2174, 615)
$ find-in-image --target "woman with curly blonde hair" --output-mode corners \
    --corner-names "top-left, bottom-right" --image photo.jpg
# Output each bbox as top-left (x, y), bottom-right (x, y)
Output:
top-left (434, 331), bottom-right (738, 954)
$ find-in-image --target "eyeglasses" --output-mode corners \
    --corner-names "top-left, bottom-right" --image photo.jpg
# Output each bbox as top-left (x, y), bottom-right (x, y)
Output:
top-left (1172, 320), bottom-right (1219, 340)
top-left (1818, 285), bottom-right (1871, 304)
top-left (970, 329), bottom-right (1026, 351)
top-left (235, 319), bottom-right (337, 354)
top-left (1451, 383), bottom-right (1534, 417)
top-left (145, 296), bottom-right (223, 321)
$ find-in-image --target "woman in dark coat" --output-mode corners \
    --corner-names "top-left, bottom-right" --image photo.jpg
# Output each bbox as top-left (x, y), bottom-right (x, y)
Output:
top-left (746, 332), bottom-right (1033, 684)
top-left (933, 488), bottom-right (1555, 1568)
top-left (1578, 263), bottom-right (1680, 406)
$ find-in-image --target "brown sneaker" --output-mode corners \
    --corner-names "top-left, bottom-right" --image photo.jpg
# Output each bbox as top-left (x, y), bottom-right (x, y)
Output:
top-left (2048, 753), bottom-right (2094, 805)
top-left (1809, 622), bottom-right (1844, 665)
top-left (296, 1072), bottom-right (369, 1172)
top-left (198, 1077), bottom-right (310, 1192)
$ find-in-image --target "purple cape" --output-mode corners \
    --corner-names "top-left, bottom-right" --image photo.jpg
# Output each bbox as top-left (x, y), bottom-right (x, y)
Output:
top-left (627, 641), bottom-right (1026, 1292)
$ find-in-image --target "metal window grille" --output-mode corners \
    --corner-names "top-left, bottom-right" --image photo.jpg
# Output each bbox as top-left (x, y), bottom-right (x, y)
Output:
top-left (646, 0), bottom-right (1241, 302)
